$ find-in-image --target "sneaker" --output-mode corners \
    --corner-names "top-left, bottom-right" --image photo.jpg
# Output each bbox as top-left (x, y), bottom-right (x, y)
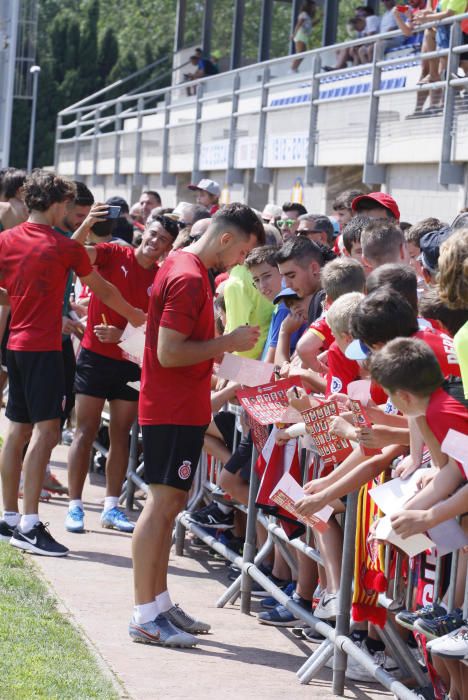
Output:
top-left (258, 603), bottom-right (300, 627)
top-left (414, 609), bottom-right (463, 640)
top-left (427, 624), bottom-right (468, 659)
top-left (187, 502), bottom-right (234, 530)
top-left (291, 625), bottom-right (326, 642)
top-left (314, 591), bottom-right (338, 619)
top-left (129, 613), bottom-right (197, 648)
top-left (18, 482), bottom-right (51, 502)
top-left (10, 522), bottom-right (69, 557)
top-left (65, 506), bottom-right (85, 533)
top-left (0, 519), bottom-right (15, 542)
top-left (345, 639), bottom-right (386, 683)
top-left (261, 582), bottom-right (296, 609)
top-left (396, 603), bottom-right (446, 632)
top-left (164, 604), bottom-right (211, 634)
top-left (43, 472), bottom-right (68, 495)
top-left (101, 507), bottom-right (135, 533)
top-left (251, 573), bottom-right (290, 598)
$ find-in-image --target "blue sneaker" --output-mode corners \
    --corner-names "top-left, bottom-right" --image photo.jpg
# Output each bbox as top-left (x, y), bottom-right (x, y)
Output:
top-left (261, 582), bottom-right (296, 610)
top-left (258, 601), bottom-right (301, 627)
top-left (65, 506), bottom-right (85, 533)
top-left (129, 614), bottom-right (197, 647)
top-left (101, 507), bottom-right (134, 533)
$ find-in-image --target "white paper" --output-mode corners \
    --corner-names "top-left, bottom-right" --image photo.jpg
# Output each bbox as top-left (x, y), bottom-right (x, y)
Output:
top-left (375, 516), bottom-right (434, 557)
top-left (441, 429), bottom-right (468, 479)
top-left (270, 471), bottom-right (334, 524)
top-left (217, 353), bottom-right (274, 387)
top-left (428, 518), bottom-right (468, 556)
top-left (347, 380), bottom-right (372, 406)
top-left (118, 322), bottom-right (146, 367)
top-left (369, 470), bottom-right (424, 516)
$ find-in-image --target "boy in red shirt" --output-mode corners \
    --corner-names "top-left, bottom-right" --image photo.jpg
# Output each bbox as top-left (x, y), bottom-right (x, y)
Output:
top-left (65, 215), bottom-right (178, 535)
top-left (0, 171), bottom-right (145, 557)
top-left (130, 204), bottom-right (265, 648)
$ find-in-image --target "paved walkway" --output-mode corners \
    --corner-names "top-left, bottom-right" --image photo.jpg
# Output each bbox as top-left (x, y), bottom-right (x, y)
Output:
top-left (6, 441), bottom-right (392, 700)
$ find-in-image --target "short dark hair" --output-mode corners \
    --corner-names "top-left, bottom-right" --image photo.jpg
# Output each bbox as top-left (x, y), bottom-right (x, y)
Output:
top-left (74, 181), bottom-right (94, 207)
top-left (142, 190), bottom-right (162, 206)
top-left (419, 286), bottom-right (468, 337)
top-left (191, 205), bottom-right (211, 224)
top-left (149, 214), bottom-right (179, 239)
top-left (212, 202), bottom-right (265, 245)
top-left (366, 263), bottom-right (418, 313)
top-left (2, 168), bottom-right (27, 200)
top-left (342, 215), bottom-right (370, 254)
top-left (299, 213), bottom-right (335, 246)
top-left (369, 338), bottom-right (444, 397)
top-left (356, 5), bottom-right (375, 15)
top-left (276, 235), bottom-right (324, 268)
top-left (405, 218), bottom-right (443, 247)
top-left (350, 287), bottom-right (419, 347)
top-left (333, 189), bottom-right (363, 212)
top-left (321, 257), bottom-right (366, 301)
top-left (245, 245), bottom-right (279, 270)
top-left (355, 199), bottom-right (396, 220)
top-left (361, 219), bottom-right (404, 266)
top-left (23, 170), bottom-right (76, 212)
top-left (282, 202), bottom-right (307, 216)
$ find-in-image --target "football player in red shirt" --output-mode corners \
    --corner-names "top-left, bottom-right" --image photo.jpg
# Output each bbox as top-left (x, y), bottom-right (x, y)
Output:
top-left (130, 204), bottom-right (264, 648)
top-left (0, 172), bottom-right (145, 557)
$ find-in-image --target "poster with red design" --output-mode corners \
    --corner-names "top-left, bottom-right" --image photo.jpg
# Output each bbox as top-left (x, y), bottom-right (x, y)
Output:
top-left (349, 399), bottom-right (382, 456)
top-left (236, 377), bottom-right (303, 425)
top-left (301, 400), bottom-right (353, 466)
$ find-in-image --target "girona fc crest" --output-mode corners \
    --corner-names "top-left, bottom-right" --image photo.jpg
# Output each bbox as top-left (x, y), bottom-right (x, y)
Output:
top-left (178, 461), bottom-right (192, 480)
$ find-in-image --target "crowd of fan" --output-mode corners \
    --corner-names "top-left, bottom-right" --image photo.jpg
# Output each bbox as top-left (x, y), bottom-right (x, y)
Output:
top-left (0, 167), bottom-right (467, 696)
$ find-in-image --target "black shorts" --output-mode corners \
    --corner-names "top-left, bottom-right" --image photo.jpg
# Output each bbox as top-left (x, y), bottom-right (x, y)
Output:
top-left (142, 424), bottom-right (208, 492)
top-left (223, 432), bottom-right (253, 482)
top-left (213, 411), bottom-right (241, 452)
top-left (74, 347), bottom-right (140, 402)
top-left (6, 349), bottom-right (65, 424)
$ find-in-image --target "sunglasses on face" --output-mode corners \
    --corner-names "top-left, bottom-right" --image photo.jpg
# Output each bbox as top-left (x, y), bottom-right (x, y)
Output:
top-left (278, 219), bottom-right (295, 229)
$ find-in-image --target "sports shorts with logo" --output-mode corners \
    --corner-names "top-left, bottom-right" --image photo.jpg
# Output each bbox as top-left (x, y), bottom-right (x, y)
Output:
top-left (142, 424), bottom-right (208, 492)
top-left (6, 349), bottom-right (65, 424)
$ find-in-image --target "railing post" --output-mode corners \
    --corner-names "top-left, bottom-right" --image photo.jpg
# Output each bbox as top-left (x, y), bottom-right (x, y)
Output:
top-left (133, 96), bottom-right (145, 187)
top-left (439, 19), bottom-right (465, 185)
top-left (363, 39), bottom-right (386, 185)
top-left (54, 114), bottom-right (62, 171)
top-left (91, 107), bottom-right (101, 186)
top-left (191, 82), bottom-right (206, 183)
top-left (113, 101), bottom-right (126, 186)
top-left (305, 55), bottom-right (326, 186)
top-left (254, 67), bottom-right (272, 185)
top-left (226, 73), bottom-right (243, 185)
top-left (240, 445), bottom-right (259, 614)
top-left (73, 110), bottom-right (82, 180)
top-left (161, 92), bottom-right (176, 187)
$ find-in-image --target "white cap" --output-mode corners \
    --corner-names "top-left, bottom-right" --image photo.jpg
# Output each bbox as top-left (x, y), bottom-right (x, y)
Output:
top-left (262, 203), bottom-right (282, 219)
top-left (187, 179), bottom-right (221, 196)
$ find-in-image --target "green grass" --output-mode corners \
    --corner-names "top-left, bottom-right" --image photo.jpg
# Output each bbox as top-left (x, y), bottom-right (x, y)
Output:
top-left (0, 543), bottom-right (119, 700)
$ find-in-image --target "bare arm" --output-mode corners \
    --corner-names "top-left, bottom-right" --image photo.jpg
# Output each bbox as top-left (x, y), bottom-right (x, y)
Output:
top-left (72, 203), bottom-right (109, 245)
top-left (211, 382), bottom-right (240, 413)
top-left (80, 270), bottom-right (146, 327)
top-left (392, 7), bottom-right (414, 36)
top-left (157, 325), bottom-right (260, 368)
top-left (297, 329), bottom-right (326, 372)
top-left (0, 288), bottom-right (10, 306)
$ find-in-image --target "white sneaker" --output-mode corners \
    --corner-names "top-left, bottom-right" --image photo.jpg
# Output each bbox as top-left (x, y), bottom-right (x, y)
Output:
top-left (314, 590), bottom-right (338, 619)
top-left (345, 639), bottom-right (401, 682)
top-left (427, 624), bottom-right (468, 659)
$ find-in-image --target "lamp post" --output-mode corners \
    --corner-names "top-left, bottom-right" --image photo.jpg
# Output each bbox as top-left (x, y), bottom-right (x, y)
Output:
top-left (27, 65), bottom-right (41, 172)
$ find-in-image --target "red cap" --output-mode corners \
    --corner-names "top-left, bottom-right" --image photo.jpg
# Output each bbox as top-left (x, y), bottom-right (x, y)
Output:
top-left (351, 192), bottom-right (400, 221)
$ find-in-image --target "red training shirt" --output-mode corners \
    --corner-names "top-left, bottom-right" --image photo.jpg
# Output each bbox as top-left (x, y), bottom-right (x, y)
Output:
top-left (325, 341), bottom-right (388, 405)
top-left (82, 243), bottom-right (157, 361)
top-left (426, 382), bottom-right (468, 479)
top-left (139, 250), bottom-right (214, 426)
top-left (414, 328), bottom-right (461, 378)
top-left (309, 316), bottom-right (335, 351)
top-left (0, 222), bottom-right (92, 352)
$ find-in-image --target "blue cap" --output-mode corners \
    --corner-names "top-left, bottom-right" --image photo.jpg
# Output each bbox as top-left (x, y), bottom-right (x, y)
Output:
top-left (419, 226), bottom-right (453, 273)
top-left (345, 338), bottom-right (372, 361)
top-left (273, 287), bottom-right (300, 304)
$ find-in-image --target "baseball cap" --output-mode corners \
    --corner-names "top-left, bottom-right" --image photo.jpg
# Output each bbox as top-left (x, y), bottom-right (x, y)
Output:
top-left (187, 179), bottom-right (221, 197)
top-left (262, 203), bottom-right (282, 219)
top-left (351, 192), bottom-right (400, 220)
top-left (419, 225), bottom-right (453, 273)
top-left (106, 195), bottom-right (129, 214)
top-left (273, 288), bottom-right (300, 304)
top-left (345, 338), bottom-right (372, 361)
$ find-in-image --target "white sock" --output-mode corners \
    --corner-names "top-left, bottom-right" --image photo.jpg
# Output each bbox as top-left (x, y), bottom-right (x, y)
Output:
top-left (3, 511), bottom-right (20, 527)
top-left (217, 502), bottom-right (232, 515)
top-left (20, 514), bottom-right (40, 532)
top-left (69, 499), bottom-right (83, 511)
top-left (103, 496), bottom-right (119, 513)
top-left (133, 601), bottom-right (159, 625)
top-left (156, 590), bottom-right (173, 614)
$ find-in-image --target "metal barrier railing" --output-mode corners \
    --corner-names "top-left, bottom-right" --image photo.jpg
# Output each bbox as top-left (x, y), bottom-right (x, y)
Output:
top-left (55, 13), bottom-right (468, 188)
top-left (122, 404), bottom-right (465, 699)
